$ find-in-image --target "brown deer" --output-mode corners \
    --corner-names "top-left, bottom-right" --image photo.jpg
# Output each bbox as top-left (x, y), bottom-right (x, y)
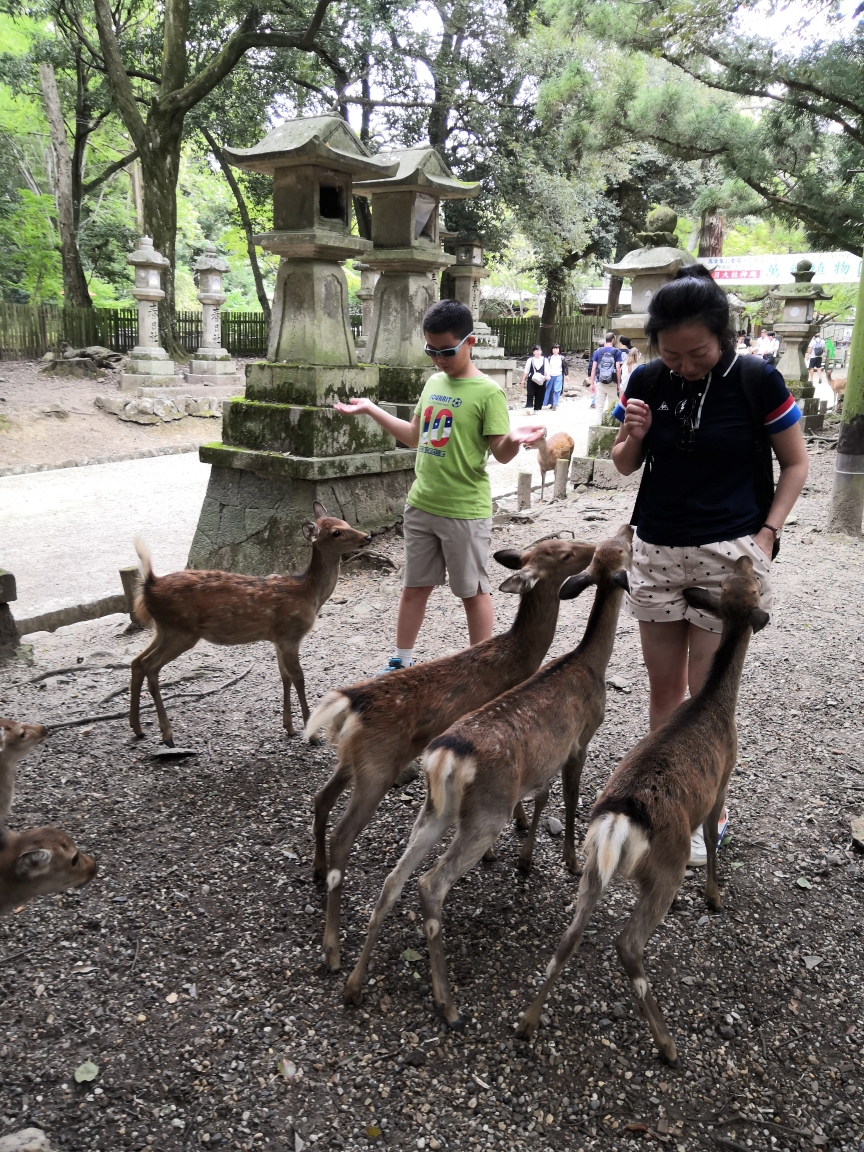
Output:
top-left (0, 718), bottom-right (48, 820)
top-left (130, 502), bottom-right (372, 746)
top-left (305, 535), bottom-right (597, 971)
top-left (342, 527), bottom-right (632, 1019)
top-left (0, 718), bottom-right (97, 914)
top-left (533, 430), bottom-right (574, 501)
top-left (516, 556), bottom-right (768, 1066)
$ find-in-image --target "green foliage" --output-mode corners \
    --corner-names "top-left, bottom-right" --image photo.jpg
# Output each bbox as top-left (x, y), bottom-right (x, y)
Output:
top-left (0, 188), bottom-right (63, 302)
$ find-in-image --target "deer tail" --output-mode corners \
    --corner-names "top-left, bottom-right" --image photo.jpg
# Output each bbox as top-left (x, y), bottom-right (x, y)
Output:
top-left (132, 536), bottom-right (155, 628)
top-left (582, 812), bottom-right (650, 891)
top-left (304, 691), bottom-right (353, 744)
top-left (424, 746), bottom-right (476, 817)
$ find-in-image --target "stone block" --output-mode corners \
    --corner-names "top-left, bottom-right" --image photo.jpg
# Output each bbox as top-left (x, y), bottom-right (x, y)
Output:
top-left (94, 394), bottom-right (127, 416)
top-left (802, 412), bottom-right (824, 434)
top-left (377, 365), bottom-right (429, 404)
top-left (588, 424), bottom-right (618, 458)
top-left (570, 457), bottom-right (594, 486)
top-left (199, 441), bottom-right (416, 482)
top-left (207, 462), bottom-right (242, 506)
top-left (223, 399), bottom-right (394, 457)
top-left (120, 372), bottom-right (177, 392)
top-left (592, 459), bottom-right (643, 489)
top-left (189, 357), bottom-right (236, 374)
top-left (244, 362), bottom-right (378, 406)
top-left (0, 569), bottom-right (16, 604)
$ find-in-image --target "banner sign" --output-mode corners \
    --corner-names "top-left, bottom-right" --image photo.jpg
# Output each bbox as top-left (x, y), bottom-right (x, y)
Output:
top-left (700, 252), bottom-right (861, 285)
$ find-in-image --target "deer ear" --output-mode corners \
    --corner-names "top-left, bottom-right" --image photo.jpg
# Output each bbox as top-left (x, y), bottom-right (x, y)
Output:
top-left (682, 587), bottom-right (721, 616)
top-left (749, 607), bottom-right (770, 633)
top-left (559, 572), bottom-right (594, 600)
top-left (14, 848), bottom-right (52, 877)
top-left (493, 548), bottom-right (524, 571)
top-left (612, 569), bottom-right (630, 592)
top-left (616, 524), bottom-right (634, 542)
top-left (312, 500), bottom-right (328, 520)
top-left (301, 521), bottom-right (319, 542)
top-left (499, 570), bottom-right (538, 594)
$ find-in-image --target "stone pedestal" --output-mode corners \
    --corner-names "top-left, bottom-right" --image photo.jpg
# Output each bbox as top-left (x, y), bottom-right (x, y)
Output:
top-left (446, 239), bottom-right (518, 393)
top-left (188, 244), bottom-right (243, 388)
top-left (121, 237), bottom-right (175, 391)
top-left (187, 114), bottom-right (413, 574)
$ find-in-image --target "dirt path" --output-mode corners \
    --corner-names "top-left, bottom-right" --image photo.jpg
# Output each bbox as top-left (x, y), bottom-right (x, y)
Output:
top-left (0, 451), bottom-right (861, 1152)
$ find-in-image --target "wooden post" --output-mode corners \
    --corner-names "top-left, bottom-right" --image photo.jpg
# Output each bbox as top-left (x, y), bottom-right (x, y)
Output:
top-left (0, 569), bottom-right (18, 651)
top-left (119, 565), bottom-right (143, 629)
top-left (517, 471), bottom-right (532, 511)
top-left (554, 458), bottom-right (569, 500)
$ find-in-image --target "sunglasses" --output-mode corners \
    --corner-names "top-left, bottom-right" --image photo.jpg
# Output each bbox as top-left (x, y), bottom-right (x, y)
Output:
top-left (674, 397), bottom-right (697, 452)
top-left (423, 333), bottom-right (472, 358)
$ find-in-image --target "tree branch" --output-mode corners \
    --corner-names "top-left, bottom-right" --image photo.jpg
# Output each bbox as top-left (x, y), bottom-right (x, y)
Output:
top-left (82, 149), bottom-right (139, 195)
top-left (91, 0), bottom-right (147, 147)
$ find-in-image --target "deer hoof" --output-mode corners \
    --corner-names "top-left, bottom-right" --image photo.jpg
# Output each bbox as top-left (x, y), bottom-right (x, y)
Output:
top-left (307, 735), bottom-right (321, 747)
top-left (514, 1018), bottom-right (535, 1041)
top-left (163, 737), bottom-right (175, 748)
top-left (660, 1049), bottom-right (680, 1068)
top-left (343, 982), bottom-right (363, 1006)
top-left (444, 1014), bottom-right (465, 1032)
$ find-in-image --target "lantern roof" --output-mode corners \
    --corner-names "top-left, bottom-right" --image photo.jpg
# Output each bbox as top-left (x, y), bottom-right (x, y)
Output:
top-left (193, 244), bottom-right (230, 274)
top-left (223, 115), bottom-right (399, 179)
top-left (603, 246), bottom-right (694, 279)
top-left (128, 236), bottom-right (170, 267)
top-left (353, 146), bottom-right (480, 199)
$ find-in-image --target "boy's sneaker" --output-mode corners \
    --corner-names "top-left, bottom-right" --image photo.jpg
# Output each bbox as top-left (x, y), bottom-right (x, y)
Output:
top-left (688, 810), bottom-right (729, 867)
top-left (377, 656), bottom-right (415, 676)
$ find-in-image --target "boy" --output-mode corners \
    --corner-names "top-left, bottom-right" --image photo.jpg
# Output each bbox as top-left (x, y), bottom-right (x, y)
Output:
top-left (335, 299), bottom-right (545, 671)
top-left (589, 331), bottom-right (622, 412)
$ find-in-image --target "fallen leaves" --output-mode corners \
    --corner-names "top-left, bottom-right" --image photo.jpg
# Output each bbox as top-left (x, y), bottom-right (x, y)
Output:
top-left (74, 1059), bottom-right (99, 1083)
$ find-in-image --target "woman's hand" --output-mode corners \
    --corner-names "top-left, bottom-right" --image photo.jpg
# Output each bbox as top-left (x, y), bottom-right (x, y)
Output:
top-left (621, 397), bottom-right (652, 442)
top-left (751, 527), bottom-right (775, 561)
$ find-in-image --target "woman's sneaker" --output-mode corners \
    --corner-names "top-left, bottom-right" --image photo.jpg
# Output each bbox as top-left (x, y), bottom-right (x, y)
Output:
top-left (377, 656), bottom-right (415, 676)
top-left (688, 810), bottom-right (729, 867)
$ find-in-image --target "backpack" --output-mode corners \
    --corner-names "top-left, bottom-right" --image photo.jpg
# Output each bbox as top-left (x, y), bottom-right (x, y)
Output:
top-left (629, 356), bottom-right (780, 558)
top-left (597, 347), bottom-right (618, 384)
top-left (812, 338), bottom-right (824, 356)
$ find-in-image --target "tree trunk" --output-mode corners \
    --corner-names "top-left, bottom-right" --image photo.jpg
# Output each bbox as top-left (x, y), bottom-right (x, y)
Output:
top-left (827, 263), bottom-right (864, 535)
top-left (606, 275), bottom-right (623, 315)
top-left (38, 63), bottom-right (92, 308)
top-left (139, 115), bottom-right (184, 352)
top-left (539, 268), bottom-right (563, 352)
top-left (698, 211), bottom-right (725, 258)
top-left (128, 160), bottom-right (145, 232)
top-left (202, 129), bottom-right (271, 323)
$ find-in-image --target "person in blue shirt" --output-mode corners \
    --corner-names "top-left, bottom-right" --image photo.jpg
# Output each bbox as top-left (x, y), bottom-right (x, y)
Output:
top-left (611, 264), bottom-right (809, 865)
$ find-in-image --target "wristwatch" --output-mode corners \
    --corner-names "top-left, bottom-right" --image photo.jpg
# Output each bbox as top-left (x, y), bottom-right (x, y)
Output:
top-left (762, 523), bottom-right (782, 539)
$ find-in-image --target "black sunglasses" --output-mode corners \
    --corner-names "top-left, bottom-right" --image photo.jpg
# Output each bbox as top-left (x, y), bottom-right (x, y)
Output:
top-left (675, 397), bottom-right (697, 452)
top-left (423, 333), bottom-right (472, 358)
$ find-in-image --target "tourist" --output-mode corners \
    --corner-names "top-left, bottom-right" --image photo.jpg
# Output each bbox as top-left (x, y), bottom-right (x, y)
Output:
top-left (610, 264), bottom-right (809, 865)
top-left (589, 331), bottom-right (622, 413)
top-left (619, 337), bottom-right (640, 390)
top-left (335, 299), bottom-right (546, 672)
top-left (807, 333), bottom-right (826, 386)
top-left (543, 343), bottom-right (565, 410)
top-left (755, 329), bottom-right (774, 360)
top-left (736, 331), bottom-right (752, 354)
top-left (522, 345), bottom-right (548, 412)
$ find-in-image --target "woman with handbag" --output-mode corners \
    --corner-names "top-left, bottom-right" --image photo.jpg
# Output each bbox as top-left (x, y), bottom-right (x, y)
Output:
top-left (611, 265), bottom-right (809, 864)
top-left (522, 345), bottom-right (547, 412)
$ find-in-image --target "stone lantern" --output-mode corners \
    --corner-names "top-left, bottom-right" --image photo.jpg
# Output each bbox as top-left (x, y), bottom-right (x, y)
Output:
top-left (121, 236), bottom-right (174, 391)
top-left (188, 244), bottom-right (242, 387)
top-left (443, 234), bottom-right (518, 394)
top-left (770, 259), bottom-right (831, 432)
top-left (353, 147), bottom-right (479, 402)
top-left (351, 261), bottom-right (378, 351)
top-left (449, 238), bottom-right (487, 320)
top-left (187, 115), bottom-right (418, 576)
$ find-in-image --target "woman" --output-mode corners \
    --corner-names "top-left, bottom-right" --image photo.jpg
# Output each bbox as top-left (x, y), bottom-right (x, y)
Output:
top-left (619, 337), bottom-right (640, 390)
top-left (611, 265), bottom-right (809, 865)
top-left (543, 343), bottom-right (565, 410)
top-left (521, 345), bottom-right (547, 412)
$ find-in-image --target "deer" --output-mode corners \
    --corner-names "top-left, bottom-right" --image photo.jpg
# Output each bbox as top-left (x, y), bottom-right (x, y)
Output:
top-left (304, 535), bottom-right (597, 972)
top-left (532, 430), bottom-right (574, 501)
top-left (130, 502), bottom-right (372, 746)
top-left (0, 718), bottom-right (97, 915)
top-left (341, 526), bottom-right (632, 1020)
top-left (515, 556), bottom-right (768, 1066)
top-left (0, 718), bottom-right (48, 821)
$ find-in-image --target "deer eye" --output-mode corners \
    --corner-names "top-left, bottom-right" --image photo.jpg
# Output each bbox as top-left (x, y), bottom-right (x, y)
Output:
top-left (71, 853), bottom-right (79, 866)
top-left (332, 530), bottom-right (341, 537)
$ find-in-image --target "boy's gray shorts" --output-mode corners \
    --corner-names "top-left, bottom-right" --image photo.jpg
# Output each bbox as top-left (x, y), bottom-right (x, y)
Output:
top-left (402, 504), bottom-right (493, 598)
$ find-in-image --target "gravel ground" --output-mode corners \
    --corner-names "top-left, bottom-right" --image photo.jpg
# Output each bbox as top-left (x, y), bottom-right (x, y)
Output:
top-left (0, 449), bottom-right (861, 1152)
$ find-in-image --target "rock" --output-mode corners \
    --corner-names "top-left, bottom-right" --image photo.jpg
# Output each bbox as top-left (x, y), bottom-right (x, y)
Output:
top-left (0, 1131), bottom-right (54, 1152)
top-left (94, 394), bottom-right (127, 416)
top-left (591, 459), bottom-right (643, 490)
top-left (569, 457), bottom-right (594, 486)
top-left (606, 674), bottom-right (631, 692)
top-left (850, 814), bottom-right (864, 852)
top-left (546, 816), bottom-right (563, 837)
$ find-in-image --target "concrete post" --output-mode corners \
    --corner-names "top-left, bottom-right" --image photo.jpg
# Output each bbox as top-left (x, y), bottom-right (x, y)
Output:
top-left (517, 471), bottom-right (532, 511)
top-left (554, 458), bottom-right (569, 499)
top-left (119, 566), bottom-right (142, 628)
top-left (828, 261), bottom-right (864, 535)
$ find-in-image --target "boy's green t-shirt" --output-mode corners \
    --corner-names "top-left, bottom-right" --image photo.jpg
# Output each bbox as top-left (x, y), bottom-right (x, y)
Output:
top-left (407, 371), bottom-right (511, 519)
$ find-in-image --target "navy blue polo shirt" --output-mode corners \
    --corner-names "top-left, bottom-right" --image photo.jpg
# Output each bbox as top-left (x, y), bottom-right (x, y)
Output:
top-left (612, 350), bottom-right (800, 547)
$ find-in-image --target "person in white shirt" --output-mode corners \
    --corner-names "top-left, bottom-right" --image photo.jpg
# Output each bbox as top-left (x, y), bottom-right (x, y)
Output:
top-left (543, 343), bottom-right (565, 409)
top-left (521, 346), bottom-right (547, 412)
top-left (755, 331), bottom-right (774, 360)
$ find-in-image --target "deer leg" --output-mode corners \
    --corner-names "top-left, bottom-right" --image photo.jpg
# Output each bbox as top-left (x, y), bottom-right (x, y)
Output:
top-left (615, 864), bottom-right (685, 1066)
top-left (513, 800), bottom-right (530, 832)
top-left (343, 798), bottom-right (451, 1005)
top-left (322, 775), bottom-right (394, 973)
top-left (518, 784), bottom-right (550, 872)
top-left (417, 815), bottom-right (504, 1028)
top-left (562, 746), bottom-right (588, 874)
top-left (140, 633), bottom-right (197, 746)
top-left (273, 646), bottom-right (298, 736)
top-left (129, 633), bottom-right (163, 738)
top-left (312, 760), bottom-right (351, 880)
top-left (517, 863), bottom-right (605, 1038)
top-left (703, 786), bottom-right (727, 911)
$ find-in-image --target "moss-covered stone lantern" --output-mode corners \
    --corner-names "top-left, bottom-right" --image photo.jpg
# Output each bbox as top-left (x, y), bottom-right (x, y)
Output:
top-left (121, 236), bottom-right (174, 392)
top-left (187, 116), bottom-right (418, 576)
top-left (353, 147), bottom-right (479, 403)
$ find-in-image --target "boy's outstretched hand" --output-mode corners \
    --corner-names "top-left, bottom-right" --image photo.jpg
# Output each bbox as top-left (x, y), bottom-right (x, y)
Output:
top-left (334, 397), bottom-right (376, 416)
top-left (511, 423), bottom-right (547, 446)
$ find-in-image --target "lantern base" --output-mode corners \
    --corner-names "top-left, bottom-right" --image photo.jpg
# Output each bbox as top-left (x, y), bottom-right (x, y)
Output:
top-left (222, 398), bottom-right (394, 458)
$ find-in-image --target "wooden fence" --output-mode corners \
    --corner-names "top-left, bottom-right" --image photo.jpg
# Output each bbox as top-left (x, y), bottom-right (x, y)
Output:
top-left (487, 314), bottom-right (604, 359)
top-left (0, 303), bottom-right (271, 359)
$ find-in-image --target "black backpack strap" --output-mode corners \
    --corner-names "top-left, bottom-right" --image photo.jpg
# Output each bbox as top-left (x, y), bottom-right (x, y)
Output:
top-left (627, 359), bottom-right (666, 527)
top-left (738, 354), bottom-right (779, 556)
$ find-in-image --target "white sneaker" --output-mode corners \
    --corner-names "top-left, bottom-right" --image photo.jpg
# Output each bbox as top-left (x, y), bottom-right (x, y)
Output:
top-left (688, 811), bottom-right (729, 867)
